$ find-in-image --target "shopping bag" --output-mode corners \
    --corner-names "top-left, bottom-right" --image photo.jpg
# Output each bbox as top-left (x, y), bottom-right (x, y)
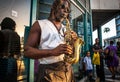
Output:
top-left (92, 52), bottom-right (100, 65)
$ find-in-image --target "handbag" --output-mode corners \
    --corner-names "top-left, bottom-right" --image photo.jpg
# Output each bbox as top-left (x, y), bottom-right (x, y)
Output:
top-left (109, 50), bottom-right (114, 57)
top-left (92, 52), bottom-right (100, 65)
top-left (109, 47), bottom-right (114, 57)
top-left (106, 47), bottom-right (114, 59)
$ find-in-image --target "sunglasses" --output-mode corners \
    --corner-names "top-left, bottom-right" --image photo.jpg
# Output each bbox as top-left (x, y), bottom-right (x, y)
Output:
top-left (60, 4), bottom-right (71, 13)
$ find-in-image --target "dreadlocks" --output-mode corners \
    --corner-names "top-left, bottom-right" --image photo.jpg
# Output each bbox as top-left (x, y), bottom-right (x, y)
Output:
top-left (48, 0), bottom-right (71, 21)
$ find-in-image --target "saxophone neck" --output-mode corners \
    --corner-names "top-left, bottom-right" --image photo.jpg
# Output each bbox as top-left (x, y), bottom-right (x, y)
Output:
top-left (65, 18), bottom-right (71, 31)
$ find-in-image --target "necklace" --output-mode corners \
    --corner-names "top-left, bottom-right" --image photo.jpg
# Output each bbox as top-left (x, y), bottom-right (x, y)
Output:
top-left (49, 20), bottom-right (65, 38)
top-left (52, 21), bottom-right (61, 33)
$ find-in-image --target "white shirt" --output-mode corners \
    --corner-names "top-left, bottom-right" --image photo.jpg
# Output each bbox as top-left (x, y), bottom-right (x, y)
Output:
top-left (83, 56), bottom-right (93, 70)
top-left (38, 19), bottom-right (65, 64)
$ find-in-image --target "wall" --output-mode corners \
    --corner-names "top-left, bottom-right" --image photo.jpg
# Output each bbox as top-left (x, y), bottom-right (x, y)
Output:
top-left (91, 0), bottom-right (120, 10)
top-left (0, 0), bottom-right (31, 37)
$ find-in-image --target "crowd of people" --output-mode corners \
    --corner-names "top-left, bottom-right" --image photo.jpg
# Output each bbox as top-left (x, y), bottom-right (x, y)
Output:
top-left (79, 38), bottom-right (119, 82)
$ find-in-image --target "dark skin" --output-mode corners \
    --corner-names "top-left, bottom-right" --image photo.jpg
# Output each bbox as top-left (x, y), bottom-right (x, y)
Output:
top-left (24, 1), bottom-right (78, 59)
top-left (93, 38), bottom-right (103, 53)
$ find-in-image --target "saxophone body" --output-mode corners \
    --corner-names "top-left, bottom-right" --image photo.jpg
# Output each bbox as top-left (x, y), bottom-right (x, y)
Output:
top-left (64, 18), bottom-right (84, 64)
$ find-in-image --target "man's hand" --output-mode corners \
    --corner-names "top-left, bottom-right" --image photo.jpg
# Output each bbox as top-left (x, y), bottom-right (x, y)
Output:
top-left (52, 44), bottom-right (73, 56)
top-left (71, 30), bottom-right (78, 41)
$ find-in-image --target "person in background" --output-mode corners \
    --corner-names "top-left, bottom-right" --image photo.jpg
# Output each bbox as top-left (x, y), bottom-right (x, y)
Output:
top-left (0, 31), bottom-right (4, 53)
top-left (92, 38), bottom-right (105, 82)
top-left (116, 41), bottom-right (120, 74)
top-left (117, 41), bottom-right (120, 57)
top-left (0, 17), bottom-right (20, 82)
top-left (83, 51), bottom-right (94, 82)
top-left (105, 41), bottom-right (119, 79)
top-left (24, 0), bottom-right (78, 82)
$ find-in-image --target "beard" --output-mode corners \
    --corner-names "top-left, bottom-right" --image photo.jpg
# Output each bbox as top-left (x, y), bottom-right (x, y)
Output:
top-left (55, 13), bottom-right (67, 22)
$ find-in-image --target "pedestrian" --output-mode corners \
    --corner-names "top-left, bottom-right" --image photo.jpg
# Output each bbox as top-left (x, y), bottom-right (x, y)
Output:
top-left (0, 17), bottom-right (20, 82)
top-left (24, 0), bottom-right (78, 82)
top-left (83, 51), bottom-right (94, 82)
top-left (92, 38), bottom-right (105, 82)
top-left (105, 40), bottom-right (119, 79)
top-left (116, 41), bottom-right (120, 74)
top-left (117, 41), bottom-right (120, 57)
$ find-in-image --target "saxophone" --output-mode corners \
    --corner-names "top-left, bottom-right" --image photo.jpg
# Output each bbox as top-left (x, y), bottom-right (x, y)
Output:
top-left (64, 18), bottom-right (84, 64)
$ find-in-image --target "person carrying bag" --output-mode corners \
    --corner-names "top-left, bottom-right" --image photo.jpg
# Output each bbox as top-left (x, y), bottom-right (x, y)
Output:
top-left (92, 38), bottom-right (105, 82)
top-left (92, 52), bottom-right (100, 65)
top-left (104, 41), bottom-right (119, 79)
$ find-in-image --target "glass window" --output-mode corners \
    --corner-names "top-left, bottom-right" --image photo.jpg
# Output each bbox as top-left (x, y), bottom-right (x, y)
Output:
top-left (79, 0), bottom-right (90, 11)
top-left (71, 3), bottom-right (84, 37)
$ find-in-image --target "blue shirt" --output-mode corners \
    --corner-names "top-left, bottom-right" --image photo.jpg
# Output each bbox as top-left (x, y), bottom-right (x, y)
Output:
top-left (83, 56), bottom-right (93, 70)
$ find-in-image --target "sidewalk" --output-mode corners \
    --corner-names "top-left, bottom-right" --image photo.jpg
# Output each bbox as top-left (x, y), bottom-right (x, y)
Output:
top-left (105, 57), bottom-right (120, 82)
top-left (78, 57), bottom-right (120, 82)
top-left (78, 67), bottom-right (120, 82)
top-left (105, 66), bottom-right (120, 82)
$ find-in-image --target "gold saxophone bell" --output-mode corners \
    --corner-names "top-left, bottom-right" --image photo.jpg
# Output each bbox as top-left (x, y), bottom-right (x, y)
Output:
top-left (64, 18), bottom-right (84, 64)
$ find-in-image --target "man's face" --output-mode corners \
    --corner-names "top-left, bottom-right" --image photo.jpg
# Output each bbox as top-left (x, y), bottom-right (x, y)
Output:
top-left (95, 38), bottom-right (99, 43)
top-left (55, 1), bottom-right (70, 21)
top-left (87, 52), bottom-right (90, 57)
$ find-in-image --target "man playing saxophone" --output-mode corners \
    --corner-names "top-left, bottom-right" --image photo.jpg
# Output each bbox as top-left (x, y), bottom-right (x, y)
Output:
top-left (24, 0), bottom-right (79, 82)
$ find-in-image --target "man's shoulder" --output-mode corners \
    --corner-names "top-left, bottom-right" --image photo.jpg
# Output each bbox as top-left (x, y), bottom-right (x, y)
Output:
top-left (92, 44), bottom-right (96, 47)
top-left (1, 29), bottom-right (20, 38)
top-left (38, 19), bottom-right (49, 22)
top-left (83, 56), bottom-right (87, 60)
top-left (1, 29), bottom-right (13, 33)
top-left (2, 29), bottom-right (18, 34)
top-left (37, 19), bottom-right (51, 26)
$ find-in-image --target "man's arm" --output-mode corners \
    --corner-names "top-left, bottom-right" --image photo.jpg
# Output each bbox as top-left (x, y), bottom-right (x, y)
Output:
top-left (92, 45), bottom-right (99, 53)
top-left (24, 21), bottom-right (73, 59)
top-left (24, 21), bottom-right (52, 59)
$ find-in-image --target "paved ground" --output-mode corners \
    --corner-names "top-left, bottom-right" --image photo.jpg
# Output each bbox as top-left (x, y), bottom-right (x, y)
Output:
top-left (104, 66), bottom-right (120, 82)
top-left (79, 69), bottom-right (120, 82)
top-left (105, 57), bottom-right (120, 82)
top-left (79, 58), bottom-right (120, 82)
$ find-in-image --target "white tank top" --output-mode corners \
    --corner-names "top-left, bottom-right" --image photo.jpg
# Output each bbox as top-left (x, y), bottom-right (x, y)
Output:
top-left (38, 19), bottom-right (66, 64)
